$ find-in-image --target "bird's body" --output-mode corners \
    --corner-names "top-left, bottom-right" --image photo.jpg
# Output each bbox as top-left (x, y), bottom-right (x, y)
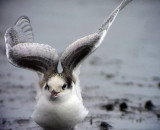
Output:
top-left (4, 0), bottom-right (132, 129)
top-left (32, 92), bottom-right (87, 130)
top-left (32, 75), bottom-right (88, 130)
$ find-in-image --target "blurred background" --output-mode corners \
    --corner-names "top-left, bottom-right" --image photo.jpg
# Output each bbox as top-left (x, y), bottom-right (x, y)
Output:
top-left (0, 0), bottom-right (160, 130)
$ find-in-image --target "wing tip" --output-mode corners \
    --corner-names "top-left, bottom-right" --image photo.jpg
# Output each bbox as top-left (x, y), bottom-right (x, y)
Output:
top-left (119, 0), bottom-right (133, 11)
top-left (97, 0), bottom-right (132, 34)
top-left (15, 16), bottom-right (30, 25)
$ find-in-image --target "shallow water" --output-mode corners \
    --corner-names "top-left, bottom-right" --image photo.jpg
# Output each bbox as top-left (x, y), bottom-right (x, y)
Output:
top-left (0, 0), bottom-right (160, 130)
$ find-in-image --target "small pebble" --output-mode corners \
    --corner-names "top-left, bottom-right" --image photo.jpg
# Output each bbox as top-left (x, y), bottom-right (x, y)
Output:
top-left (100, 121), bottom-right (112, 130)
top-left (90, 116), bottom-right (93, 125)
top-left (144, 100), bottom-right (154, 111)
top-left (103, 103), bottom-right (114, 111)
top-left (2, 119), bottom-right (6, 125)
top-left (158, 82), bottom-right (160, 88)
top-left (0, 100), bottom-right (3, 104)
top-left (152, 76), bottom-right (160, 81)
top-left (105, 74), bottom-right (115, 79)
top-left (156, 114), bottom-right (160, 119)
top-left (119, 102), bottom-right (128, 112)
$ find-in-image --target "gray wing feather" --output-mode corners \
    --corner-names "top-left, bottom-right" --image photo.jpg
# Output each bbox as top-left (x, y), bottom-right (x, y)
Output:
top-left (60, 0), bottom-right (132, 73)
top-left (98, 0), bottom-right (132, 34)
top-left (61, 33), bottom-right (100, 72)
top-left (5, 16), bottom-right (34, 47)
top-left (5, 16), bottom-right (59, 73)
top-left (8, 43), bottom-right (59, 73)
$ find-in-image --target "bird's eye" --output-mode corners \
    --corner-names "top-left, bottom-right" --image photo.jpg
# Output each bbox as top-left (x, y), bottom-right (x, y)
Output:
top-left (45, 84), bottom-right (50, 90)
top-left (62, 84), bottom-right (67, 90)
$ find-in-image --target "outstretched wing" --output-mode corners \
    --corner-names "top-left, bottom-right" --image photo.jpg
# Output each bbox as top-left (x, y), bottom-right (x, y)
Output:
top-left (60, 0), bottom-right (132, 73)
top-left (5, 16), bottom-right (59, 74)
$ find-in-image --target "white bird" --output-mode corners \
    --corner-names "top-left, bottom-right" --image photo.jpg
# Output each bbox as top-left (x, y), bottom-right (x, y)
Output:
top-left (4, 0), bottom-right (132, 130)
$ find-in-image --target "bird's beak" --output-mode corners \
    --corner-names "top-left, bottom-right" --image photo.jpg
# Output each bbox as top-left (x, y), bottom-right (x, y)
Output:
top-left (50, 90), bottom-right (60, 98)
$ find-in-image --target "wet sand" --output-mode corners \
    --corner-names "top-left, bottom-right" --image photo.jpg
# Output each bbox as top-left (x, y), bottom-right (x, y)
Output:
top-left (0, 0), bottom-right (160, 130)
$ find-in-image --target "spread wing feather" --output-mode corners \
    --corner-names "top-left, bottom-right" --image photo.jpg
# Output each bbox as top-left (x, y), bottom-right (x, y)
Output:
top-left (60, 0), bottom-right (132, 73)
top-left (5, 16), bottom-right (59, 73)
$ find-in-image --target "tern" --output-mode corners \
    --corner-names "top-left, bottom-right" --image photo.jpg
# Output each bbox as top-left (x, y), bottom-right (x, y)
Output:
top-left (5, 0), bottom-right (132, 130)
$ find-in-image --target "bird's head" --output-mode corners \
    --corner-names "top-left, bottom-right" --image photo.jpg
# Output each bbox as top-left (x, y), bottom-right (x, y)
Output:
top-left (42, 73), bottom-right (74, 101)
